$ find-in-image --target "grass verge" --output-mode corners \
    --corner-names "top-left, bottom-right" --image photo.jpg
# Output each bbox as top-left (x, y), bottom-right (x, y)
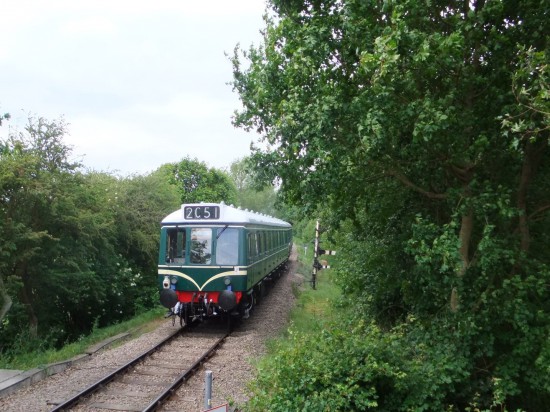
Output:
top-left (279, 240), bottom-right (340, 338)
top-left (291, 239), bottom-right (339, 327)
top-left (0, 307), bottom-right (165, 370)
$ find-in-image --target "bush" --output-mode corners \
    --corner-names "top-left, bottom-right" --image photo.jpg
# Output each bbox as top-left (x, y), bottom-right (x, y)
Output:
top-left (247, 316), bottom-right (475, 412)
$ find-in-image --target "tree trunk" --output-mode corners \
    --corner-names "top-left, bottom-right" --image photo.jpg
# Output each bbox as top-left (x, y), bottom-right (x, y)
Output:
top-left (516, 140), bottom-right (545, 254)
top-left (458, 207), bottom-right (474, 277)
top-left (457, 173), bottom-right (474, 278)
top-left (453, 185), bottom-right (474, 312)
top-left (20, 265), bottom-right (38, 337)
top-left (0, 275), bottom-right (13, 321)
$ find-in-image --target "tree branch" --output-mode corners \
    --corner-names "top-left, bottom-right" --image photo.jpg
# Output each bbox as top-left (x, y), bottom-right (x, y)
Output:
top-left (386, 168), bottom-right (447, 199)
top-left (528, 204), bottom-right (550, 221)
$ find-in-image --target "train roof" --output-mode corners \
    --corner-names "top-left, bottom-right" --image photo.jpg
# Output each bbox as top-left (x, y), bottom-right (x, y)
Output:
top-left (161, 202), bottom-right (292, 228)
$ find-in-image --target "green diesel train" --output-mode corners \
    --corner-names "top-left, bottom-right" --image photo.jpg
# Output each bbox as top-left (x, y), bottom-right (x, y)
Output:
top-left (158, 202), bottom-right (292, 325)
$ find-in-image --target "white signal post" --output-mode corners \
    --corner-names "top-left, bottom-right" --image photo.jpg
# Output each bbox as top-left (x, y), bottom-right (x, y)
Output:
top-left (312, 220), bottom-right (320, 289)
top-left (312, 220), bottom-right (336, 289)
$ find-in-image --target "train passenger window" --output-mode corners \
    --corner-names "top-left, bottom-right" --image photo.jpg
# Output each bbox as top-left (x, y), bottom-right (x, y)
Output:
top-left (190, 228), bottom-right (212, 264)
top-left (248, 233), bottom-right (258, 260)
top-left (166, 227), bottom-right (186, 264)
top-left (216, 228), bottom-right (238, 265)
top-left (257, 233), bottom-right (263, 254)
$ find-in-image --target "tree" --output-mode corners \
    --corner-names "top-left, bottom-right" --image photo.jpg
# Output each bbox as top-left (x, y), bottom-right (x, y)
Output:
top-left (159, 157), bottom-right (238, 205)
top-left (0, 116), bottom-right (181, 353)
top-left (0, 111), bottom-right (10, 324)
top-left (0, 117), bottom-right (80, 338)
top-left (0, 112), bottom-right (9, 126)
top-left (233, 0), bottom-right (549, 408)
top-left (228, 157), bottom-right (279, 216)
top-left (111, 171), bottom-right (180, 312)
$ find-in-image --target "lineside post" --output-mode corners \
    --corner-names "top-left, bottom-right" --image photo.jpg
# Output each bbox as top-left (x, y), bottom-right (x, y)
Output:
top-left (204, 370), bottom-right (213, 410)
top-left (312, 220), bottom-right (320, 290)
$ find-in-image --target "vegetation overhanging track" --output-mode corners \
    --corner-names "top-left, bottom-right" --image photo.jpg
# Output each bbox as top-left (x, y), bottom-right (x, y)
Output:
top-left (50, 324), bottom-right (229, 412)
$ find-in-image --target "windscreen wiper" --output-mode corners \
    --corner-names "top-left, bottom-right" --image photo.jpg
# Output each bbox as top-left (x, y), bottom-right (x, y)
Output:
top-left (216, 224), bottom-right (229, 239)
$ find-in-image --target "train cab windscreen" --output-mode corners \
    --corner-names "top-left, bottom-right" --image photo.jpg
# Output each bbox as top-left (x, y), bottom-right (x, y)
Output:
top-left (190, 228), bottom-right (212, 264)
top-left (166, 227), bottom-right (185, 264)
top-left (216, 227), bottom-right (238, 265)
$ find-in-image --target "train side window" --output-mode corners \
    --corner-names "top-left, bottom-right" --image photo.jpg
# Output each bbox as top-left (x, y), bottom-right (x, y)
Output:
top-left (253, 233), bottom-right (258, 257)
top-left (190, 228), bottom-right (212, 264)
top-left (247, 233), bottom-right (252, 258)
top-left (257, 232), bottom-right (262, 255)
top-left (248, 233), bottom-right (257, 261)
top-left (216, 228), bottom-right (238, 265)
top-left (166, 227), bottom-right (186, 264)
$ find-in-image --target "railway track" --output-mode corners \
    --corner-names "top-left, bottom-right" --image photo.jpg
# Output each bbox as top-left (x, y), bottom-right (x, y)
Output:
top-left (50, 322), bottom-right (230, 412)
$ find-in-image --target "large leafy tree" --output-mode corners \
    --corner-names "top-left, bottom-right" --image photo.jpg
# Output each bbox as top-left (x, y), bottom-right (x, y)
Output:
top-left (0, 117), bottom-right (181, 353)
top-left (111, 171), bottom-right (180, 312)
top-left (159, 156), bottom-right (238, 205)
top-left (233, 0), bottom-right (549, 409)
top-left (0, 117), bottom-right (81, 338)
top-left (0, 117), bottom-right (124, 347)
top-left (228, 157), bottom-right (279, 216)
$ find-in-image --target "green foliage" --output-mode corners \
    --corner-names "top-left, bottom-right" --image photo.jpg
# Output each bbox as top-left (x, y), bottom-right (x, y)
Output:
top-left (501, 46), bottom-right (550, 147)
top-left (0, 307), bottom-right (165, 370)
top-left (0, 112), bottom-right (9, 126)
top-left (0, 116), bottom-right (182, 355)
top-left (248, 316), bottom-right (474, 412)
top-left (228, 157), bottom-right (280, 216)
top-left (249, 293), bottom-right (549, 411)
top-left (159, 156), bottom-right (238, 205)
top-left (234, 0), bottom-right (550, 409)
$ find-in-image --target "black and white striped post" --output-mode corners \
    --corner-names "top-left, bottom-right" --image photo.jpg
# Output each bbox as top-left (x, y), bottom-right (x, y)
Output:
top-left (312, 220), bottom-right (336, 289)
top-left (312, 220), bottom-right (320, 289)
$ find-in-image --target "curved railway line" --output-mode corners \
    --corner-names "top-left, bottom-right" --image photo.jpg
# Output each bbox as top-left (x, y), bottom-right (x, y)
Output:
top-left (51, 322), bottom-right (231, 412)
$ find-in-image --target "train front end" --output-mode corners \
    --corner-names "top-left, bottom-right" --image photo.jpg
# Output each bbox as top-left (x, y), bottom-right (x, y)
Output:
top-left (158, 203), bottom-right (246, 323)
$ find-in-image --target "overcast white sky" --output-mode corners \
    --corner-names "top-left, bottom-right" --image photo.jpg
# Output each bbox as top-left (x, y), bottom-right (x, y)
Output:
top-left (0, 0), bottom-right (267, 175)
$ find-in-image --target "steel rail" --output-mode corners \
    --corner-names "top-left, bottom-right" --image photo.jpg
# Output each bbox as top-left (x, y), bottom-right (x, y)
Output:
top-left (142, 331), bottom-right (229, 412)
top-left (50, 327), bottom-right (184, 412)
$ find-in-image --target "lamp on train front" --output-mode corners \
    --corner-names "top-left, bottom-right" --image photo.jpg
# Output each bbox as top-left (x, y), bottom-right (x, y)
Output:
top-left (160, 276), bottom-right (178, 309)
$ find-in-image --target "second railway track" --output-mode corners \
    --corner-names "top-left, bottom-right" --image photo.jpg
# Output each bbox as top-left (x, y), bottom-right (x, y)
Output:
top-left (51, 322), bottom-right (231, 412)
